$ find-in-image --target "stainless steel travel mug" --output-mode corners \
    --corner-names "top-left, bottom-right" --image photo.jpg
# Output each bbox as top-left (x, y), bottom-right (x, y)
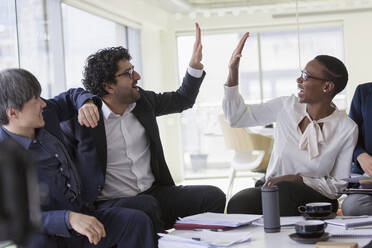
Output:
top-left (261, 186), bottom-right (280, 233)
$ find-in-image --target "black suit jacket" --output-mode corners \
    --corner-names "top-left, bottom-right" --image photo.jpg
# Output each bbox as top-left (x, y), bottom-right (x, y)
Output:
top-left (61, 71), bottom-right (206, 203)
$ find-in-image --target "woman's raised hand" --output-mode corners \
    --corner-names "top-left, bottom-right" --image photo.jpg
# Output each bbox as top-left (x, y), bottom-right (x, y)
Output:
top-left (226, 32), bottom-right (249, 86)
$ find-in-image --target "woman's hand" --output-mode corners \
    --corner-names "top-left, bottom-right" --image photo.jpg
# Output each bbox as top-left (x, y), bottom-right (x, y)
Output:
top-left (226, 32), bottom-right (249, 87)
top-left (264, 174), bottom-right (303, 187)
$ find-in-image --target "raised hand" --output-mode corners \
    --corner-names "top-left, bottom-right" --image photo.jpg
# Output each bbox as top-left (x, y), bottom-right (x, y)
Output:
top-left (69, 211), bottom-right (106, 245)
top-left (78, 99), bottom-right (99, 128)
top-left (226, 32), bottom-right (249, 87)
top-left (189, 22), bottom-right (203, 70)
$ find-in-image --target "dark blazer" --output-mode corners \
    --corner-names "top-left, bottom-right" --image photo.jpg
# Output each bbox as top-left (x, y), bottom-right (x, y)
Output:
top-left (61, 71), bottom-right (206, 202)
top-left (0, 88), bottom-right (94, 237)
top-left (349, 82), bottom-right (372, 174)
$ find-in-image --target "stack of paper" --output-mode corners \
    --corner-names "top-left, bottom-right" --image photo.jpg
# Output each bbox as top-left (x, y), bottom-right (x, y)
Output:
top-left (175, 212), bottom-right (262, 230)
top-left (159, 229), bottom-right (251, 248)
top-left (329, 229), bottom-right (372, 238)
top-left (325, 216), bottom-right (372, 229)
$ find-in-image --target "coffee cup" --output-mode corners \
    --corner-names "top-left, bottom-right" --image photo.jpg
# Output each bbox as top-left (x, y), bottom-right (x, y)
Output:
top-left (295, 220), bottom-right (327, 238)
top-left (297, 202), bottom-right (332, 217)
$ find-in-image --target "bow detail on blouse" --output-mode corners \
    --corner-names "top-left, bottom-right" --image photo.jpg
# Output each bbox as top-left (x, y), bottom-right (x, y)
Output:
top-left (299, 115), bottom-right (325, 159)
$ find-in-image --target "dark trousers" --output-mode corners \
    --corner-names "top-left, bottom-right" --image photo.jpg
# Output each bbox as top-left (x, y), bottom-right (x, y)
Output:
top-left (144, 184), bottom-right (226, 229)
top-left (22, 207), bottom-right (154, 248)
top-left (96, 184), bottom-right (226, 232)
top-left (227, 181), bottom-right (338, 216)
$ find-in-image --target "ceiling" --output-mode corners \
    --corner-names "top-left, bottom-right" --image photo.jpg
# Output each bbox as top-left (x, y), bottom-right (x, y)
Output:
top-left (146, 0), bottom-right (371, 14)
top-left (182, 0), bottom-right (320, 8)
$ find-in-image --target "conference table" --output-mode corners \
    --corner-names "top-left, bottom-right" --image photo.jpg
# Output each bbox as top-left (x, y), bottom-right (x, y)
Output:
top-left (163, 222), bottom-right (372, 247)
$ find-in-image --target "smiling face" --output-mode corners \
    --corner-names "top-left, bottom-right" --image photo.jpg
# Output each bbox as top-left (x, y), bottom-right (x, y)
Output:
top-left (297, 59), bottom-right (330, 104)
top-left (15, 96), bottom-right (47, 129)
top-left (107, 59), bottom-right (141, 105)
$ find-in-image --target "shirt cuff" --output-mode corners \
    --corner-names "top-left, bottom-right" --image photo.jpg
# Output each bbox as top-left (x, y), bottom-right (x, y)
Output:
top-left (187, 67), bottom-right (203, 78)
top-left (224, 85), bottom-right (240, 99)
top-left (65, 211), bottom-right (72, 230)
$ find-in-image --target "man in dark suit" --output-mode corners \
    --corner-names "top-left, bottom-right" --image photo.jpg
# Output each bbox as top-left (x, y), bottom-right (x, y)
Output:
top-left (0, 68), bottom-right (154, 247)
top-left (61, 23), bottom-right (226, 233)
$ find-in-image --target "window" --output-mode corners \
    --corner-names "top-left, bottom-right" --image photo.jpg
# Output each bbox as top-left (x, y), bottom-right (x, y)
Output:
top-left (62, 4), bottom-right (128, 89)
top-left (0, 0), bottom-right (55, 98)
top-left (0, 0), bottom-right (18, 70)
top-left (177, 25), bottom-right (344, 177)
top-left (0, 1), bottom-right (142, 98)
top-left (17, 0), bottom-right (52, 98)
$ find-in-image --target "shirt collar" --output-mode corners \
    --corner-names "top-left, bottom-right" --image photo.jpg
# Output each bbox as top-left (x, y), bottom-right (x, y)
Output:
top-left (294, 100), bottom-right (338, 125)
top-left (101, 100), bottom-right (136, 120)
top-left (1, 126), bottom-right (34, 149)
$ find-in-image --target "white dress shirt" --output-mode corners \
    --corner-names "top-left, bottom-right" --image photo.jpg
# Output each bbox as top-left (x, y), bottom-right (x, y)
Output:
top-left (97, 67), bottom-right (203, 200)
top-left (97, 101), bottom-right (154, 200)
top-left (223, 85), bottom-right (358, 199)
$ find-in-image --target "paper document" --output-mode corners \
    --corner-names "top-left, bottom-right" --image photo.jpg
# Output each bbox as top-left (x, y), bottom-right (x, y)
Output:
top-left (329, 228), bottom-right (372, 238)
top-left (325, 216), bottom-right (372, 229)
top-left (342, 174), bottom-right (372, 183)
top-left (159, 229), bottom-right (251, 248)
top-left (176, 212), bottom-right (262, 228)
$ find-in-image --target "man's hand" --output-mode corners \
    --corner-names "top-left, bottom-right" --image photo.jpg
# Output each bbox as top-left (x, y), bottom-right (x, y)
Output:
top-left (264, 174), bottom-right (303, 187)
top-left (226, 32), bottom-right (249, 87)
top-left (189, 22), bottom-right (203, 70)
top-left (69, 211), bottom-right (106, 245)
top-left (357, 153), bottom-right (372, 176)
top-left (78, 100), bottom-right (99, 128)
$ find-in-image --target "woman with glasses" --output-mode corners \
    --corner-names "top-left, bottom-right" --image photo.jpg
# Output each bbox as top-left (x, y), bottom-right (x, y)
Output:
top-left (223, 33), bottom-right (358, 216)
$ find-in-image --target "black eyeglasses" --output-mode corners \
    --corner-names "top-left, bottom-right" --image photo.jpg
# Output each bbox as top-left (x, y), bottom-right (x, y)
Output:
top-left (300, 70), bottom-right (329, 82)
top-left (116, 67), bottom-right (134, 79)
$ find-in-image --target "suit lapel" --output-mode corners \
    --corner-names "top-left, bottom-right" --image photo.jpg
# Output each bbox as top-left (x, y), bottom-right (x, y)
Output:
top-left (132, 97), bottom-right (157, 143)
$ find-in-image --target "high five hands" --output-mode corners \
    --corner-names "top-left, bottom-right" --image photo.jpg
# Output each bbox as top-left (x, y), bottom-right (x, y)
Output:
top-left (226, 32), bottom-right (249, 87)
top-left (189, 22), bottom-right (203, 70)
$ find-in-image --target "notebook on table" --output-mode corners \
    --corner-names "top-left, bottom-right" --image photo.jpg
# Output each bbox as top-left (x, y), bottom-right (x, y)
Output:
top-left (325, 216), bottom-right (372, 229)
top-left (174, 212), bottom-right (262, 230)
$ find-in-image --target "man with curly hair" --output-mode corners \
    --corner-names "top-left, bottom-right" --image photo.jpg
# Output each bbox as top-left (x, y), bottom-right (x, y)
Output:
top-left (60, 23), bottom-right (226, 235)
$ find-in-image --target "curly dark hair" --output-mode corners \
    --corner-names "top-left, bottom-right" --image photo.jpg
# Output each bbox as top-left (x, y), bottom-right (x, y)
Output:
top-left (82, 47), bottom-right (132, 96)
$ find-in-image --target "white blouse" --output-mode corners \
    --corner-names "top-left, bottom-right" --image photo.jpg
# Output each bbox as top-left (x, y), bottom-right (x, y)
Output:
top-left (223, 86), bottom-right (358, 199)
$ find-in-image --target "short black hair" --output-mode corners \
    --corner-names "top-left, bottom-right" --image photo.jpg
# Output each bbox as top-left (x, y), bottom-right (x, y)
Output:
top-left (0, 69), bottom-right (41, 125)
top-left (82, 46), bottom-right (132, 97)
top-left (315, 55), bottom-right (348, 96)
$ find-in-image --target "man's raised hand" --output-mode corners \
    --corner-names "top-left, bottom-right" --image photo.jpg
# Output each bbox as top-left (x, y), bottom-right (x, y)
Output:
top-left (189, 22), bottom-right (203, 70)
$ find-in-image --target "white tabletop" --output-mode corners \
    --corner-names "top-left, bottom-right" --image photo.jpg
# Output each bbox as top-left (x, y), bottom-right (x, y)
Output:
top-left (164, 223), bottom-right (371, 247)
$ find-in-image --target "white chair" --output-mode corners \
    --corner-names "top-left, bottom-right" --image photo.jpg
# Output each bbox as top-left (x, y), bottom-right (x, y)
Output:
top-left (218, 115), bottom-right (273, 201)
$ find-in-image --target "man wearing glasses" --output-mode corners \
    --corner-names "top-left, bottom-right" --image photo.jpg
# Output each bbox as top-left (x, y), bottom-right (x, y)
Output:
top-left (60, 23), bottom-right (226, 235)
